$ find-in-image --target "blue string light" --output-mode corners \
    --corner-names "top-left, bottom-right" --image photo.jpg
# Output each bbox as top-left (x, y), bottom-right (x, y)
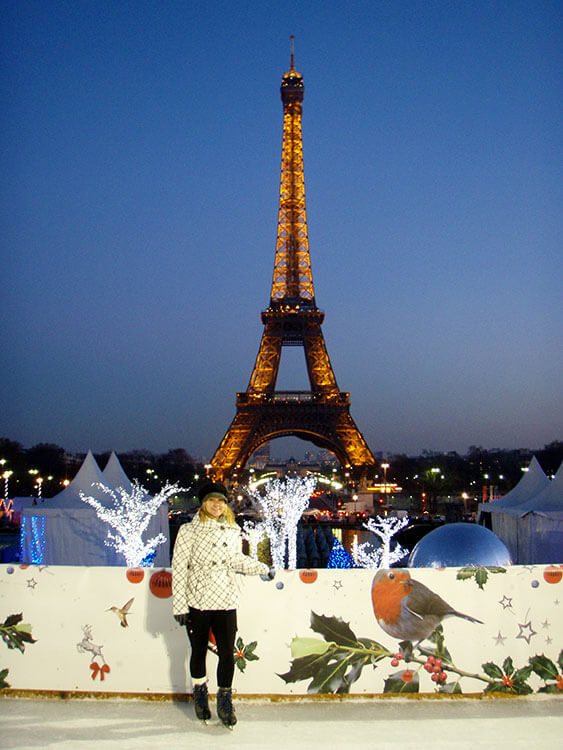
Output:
top-left (20, 516), bottom-right (46, 564)
top-left (327, 538), bottom-right (355, 568)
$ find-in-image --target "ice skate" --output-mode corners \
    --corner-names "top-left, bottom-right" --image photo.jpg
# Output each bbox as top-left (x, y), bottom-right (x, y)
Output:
top-left (216, 687), bottom-right (237, 728)
top-left (193, 682), bottom-right (211, 722)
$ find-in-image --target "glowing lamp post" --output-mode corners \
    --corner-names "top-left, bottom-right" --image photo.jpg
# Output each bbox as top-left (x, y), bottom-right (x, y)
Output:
top-left (381, 463), bottom-right (389, 502)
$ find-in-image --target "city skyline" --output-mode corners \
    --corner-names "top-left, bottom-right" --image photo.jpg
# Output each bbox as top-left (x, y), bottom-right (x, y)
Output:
top-left (2, 2), bottom-right (561, 460)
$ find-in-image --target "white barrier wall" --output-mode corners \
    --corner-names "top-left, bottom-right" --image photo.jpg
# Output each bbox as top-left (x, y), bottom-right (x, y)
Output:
top-left (1, 563), bottom-right (562, 696)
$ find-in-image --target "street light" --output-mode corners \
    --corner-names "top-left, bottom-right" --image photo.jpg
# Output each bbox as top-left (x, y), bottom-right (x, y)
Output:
top-left (2, 470), bottom-right (13, 502)
top-left (381, 463), bottom-right (389, 497)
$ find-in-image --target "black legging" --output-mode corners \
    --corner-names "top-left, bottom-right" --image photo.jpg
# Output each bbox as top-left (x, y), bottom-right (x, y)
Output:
top-left (186, 607), bottom-right (237, 688)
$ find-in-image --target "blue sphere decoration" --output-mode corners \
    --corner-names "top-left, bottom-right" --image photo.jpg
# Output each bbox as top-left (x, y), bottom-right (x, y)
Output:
top-left (408, 522), bottom-right (512, 568)
top-left (276, 581), bottom-right (284, 590)
top-left (531, 580), bottom-right (539, 588)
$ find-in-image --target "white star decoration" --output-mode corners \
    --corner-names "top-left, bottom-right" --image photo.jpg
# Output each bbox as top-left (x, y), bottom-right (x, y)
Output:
top-left (499, 595), bottom-right (513, 609)
top-left (333, 580), bottom-right (343, 591)
top-left (493, 631), bottom-right (506, 646)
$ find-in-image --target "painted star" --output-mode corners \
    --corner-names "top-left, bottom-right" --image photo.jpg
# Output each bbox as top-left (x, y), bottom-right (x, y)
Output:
top-left (546, 635), bottom-right (553, 645)
top-left (332, 580), bottom-right (343, 591)
top-left (493, 631), bottom-right (507, 646)
top-left (516, 621), bottom-right (537, 644)
top-left (541, 619), bottom-right (550, 629)
top-left (499, 595), bottom-right (513, 609)
top-left (26, 578), bottom-right (37, 589)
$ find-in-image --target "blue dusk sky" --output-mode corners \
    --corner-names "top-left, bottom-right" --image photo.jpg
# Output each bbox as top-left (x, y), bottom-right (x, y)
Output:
top-left (1, 1), bottom-right (561, 461)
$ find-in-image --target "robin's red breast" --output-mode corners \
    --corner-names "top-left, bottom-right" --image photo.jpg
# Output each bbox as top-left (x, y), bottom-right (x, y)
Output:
top-left (371, 569), bottom-right (482, 643)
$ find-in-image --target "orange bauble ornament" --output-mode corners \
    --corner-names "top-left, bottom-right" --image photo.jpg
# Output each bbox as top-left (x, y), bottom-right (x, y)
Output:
top-left (126, 568), bottom-right (145, 584)
top-left (149, 569), bottom-right (172, 598)
top-left (299, 569), bottom-right (318, 584)
top-left (543, 565), bottom-right (562, 584)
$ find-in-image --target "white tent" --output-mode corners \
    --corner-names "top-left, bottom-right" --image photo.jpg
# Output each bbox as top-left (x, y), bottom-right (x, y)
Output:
top-left (477, 456), bottom-right (549, 561)
top-left (479, 456), bottom-right (549, 513)
top-left (20, 451), bottom-right (170, 566)
top-left (101, 452), bottom-right (170, 567)
top-left (20, 451), bottom-right (122, 565)
top-left (503, 462), bottom-right (563, 564)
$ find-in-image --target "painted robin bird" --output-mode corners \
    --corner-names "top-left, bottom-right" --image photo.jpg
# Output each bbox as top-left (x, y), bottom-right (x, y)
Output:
top-left (371, 569), bottom-right (482, 644)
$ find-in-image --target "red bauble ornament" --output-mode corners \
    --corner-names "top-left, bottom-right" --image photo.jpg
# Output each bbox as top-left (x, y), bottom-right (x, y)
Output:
top-left (149, 569), bottom-right (172, 598)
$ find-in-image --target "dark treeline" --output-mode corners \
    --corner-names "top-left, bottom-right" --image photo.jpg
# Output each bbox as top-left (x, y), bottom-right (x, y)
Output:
top-left (0, 440), bottom-right (201, 497)
top-left (0, 437), bottom-right (561, 499)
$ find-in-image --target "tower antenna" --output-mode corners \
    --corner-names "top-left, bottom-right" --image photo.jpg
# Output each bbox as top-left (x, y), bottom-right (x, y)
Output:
top-left (290, 35), bottom-right (295, 70)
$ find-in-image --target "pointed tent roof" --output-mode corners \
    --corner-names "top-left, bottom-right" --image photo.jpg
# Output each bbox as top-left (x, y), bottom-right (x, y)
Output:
top-left (484, 456), bottom-right (549, 513)
top-left (508, 461), bottom-right (563, 516)
top-left (46, 450), bottom-right (114, 509)
top-left (102, 451), bottom-right (133, 492)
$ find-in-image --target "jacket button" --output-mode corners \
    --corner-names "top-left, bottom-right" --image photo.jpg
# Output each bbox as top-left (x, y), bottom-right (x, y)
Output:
top-left (222, 542), bottom-right (227, 547)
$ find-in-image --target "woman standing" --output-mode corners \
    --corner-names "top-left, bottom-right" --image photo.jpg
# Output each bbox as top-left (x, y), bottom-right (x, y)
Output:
top-left (172, 481), bottom-right (270, 726)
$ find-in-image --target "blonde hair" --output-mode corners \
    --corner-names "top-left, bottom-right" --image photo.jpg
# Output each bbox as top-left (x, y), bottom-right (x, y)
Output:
top-left (198, 500), bottom-right (237, 527)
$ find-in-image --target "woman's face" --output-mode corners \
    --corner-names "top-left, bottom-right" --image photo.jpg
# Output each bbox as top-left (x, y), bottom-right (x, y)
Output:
top-left (203, 496), bottom-right (226, 519)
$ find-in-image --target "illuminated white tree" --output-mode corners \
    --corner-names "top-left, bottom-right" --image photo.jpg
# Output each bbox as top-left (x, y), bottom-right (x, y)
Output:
top-left (247, 476), bottom-right (317, 569)
top-left (241, 519), bottom-right (267, 560)
top-left (352, 515), bottom-right (409, 569)
top-left (80, 481), bottom-right (183, 567)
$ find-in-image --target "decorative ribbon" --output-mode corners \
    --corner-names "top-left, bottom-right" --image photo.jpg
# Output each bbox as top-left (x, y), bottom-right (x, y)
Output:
top-left (90, 661), bottom-right (111, 681)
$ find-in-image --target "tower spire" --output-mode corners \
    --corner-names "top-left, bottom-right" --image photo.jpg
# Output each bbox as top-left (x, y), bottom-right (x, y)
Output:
top-left (290, 34), bottom-right (295, 71)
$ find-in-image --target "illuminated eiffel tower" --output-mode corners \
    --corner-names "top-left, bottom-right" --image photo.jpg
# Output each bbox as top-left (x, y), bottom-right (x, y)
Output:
top-left (211, 41), bottom-right (375, 481)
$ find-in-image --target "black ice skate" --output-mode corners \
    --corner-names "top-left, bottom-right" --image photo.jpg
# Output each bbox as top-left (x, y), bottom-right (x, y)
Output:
top-left (216, 687), bottom-right (237, 728)
top-left (193, 682), bottom-right (211, 721)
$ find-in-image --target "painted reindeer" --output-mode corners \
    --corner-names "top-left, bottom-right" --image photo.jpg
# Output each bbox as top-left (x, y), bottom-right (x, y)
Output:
top-left (76, 624), bottom-right (107, 665)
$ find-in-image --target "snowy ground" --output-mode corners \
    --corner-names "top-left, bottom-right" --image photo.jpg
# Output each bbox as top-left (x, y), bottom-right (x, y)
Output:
top-left (1, 696), bottom-right (562, 750)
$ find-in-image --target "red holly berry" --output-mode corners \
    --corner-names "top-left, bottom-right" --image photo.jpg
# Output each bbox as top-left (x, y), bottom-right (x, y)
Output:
top-left (401, 670), bottom-right (413, 683)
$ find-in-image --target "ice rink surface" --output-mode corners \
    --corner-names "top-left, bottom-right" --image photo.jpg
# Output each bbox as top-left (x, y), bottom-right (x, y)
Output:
top-left (1, 696), bottom-right (562, 750)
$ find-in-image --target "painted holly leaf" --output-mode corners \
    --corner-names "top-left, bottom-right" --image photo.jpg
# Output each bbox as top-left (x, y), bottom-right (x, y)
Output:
top-left (357, 638), bottom-right (389, 666)
top-left (457, 566), bottom-right (506, 588)
top-left (456, 567), bottom-right (476, 581)
top-left (278, 649), bottom-right (338, 685)
top-left (289, 637), bottom-right (330, 659)
top-left (383, 669), bottom-right (419, 694)
top-left (482, 661), bottom-right (504, 680)
top-left (0, 668), bottom-right (9, 689)
top-left (309, 612), bottom-right (358, 647)
top-left (529, 653), bottom-right (563, 692)
top-left (279, 612), bottom-right (390, 693)
top-left (234, 637), bottom-right (260, 672)
top-left (424, 625), bottom-right (452, 663)
top-left (502, 656), bottom-right (514, 675)
top-left (475, 568), bottom-right (489, 589)
top-left (438, 680), bottom-right (462, 694)
top-left (483, 658), bottom-right (533, 694)
top-left (529, 654), bottom-right (558, 681)
top-left (1, 613), bottom-right (37, 653)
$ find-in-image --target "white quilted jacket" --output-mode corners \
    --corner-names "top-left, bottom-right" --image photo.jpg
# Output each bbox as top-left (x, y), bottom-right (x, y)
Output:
top-left (172, 513), bottom-right (269, 613)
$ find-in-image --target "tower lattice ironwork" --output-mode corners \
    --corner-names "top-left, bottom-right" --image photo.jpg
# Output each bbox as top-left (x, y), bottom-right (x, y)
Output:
top-left (210, 42), bottom-right (375, 481)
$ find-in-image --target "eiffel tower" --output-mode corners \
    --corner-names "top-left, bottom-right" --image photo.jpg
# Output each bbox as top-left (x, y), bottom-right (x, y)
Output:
top-left (210, 41), bottom-right (375, 481)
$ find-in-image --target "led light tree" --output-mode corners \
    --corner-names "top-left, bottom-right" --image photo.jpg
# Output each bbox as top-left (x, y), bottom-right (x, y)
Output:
top-left (247, 476), bottom-right (317, 569)
top-left (241, 519), bottom-right (267, 560)
top-left (352, 515), bottom-right (409, 569)
top-left (80, 481), bottom-right (183, 567)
